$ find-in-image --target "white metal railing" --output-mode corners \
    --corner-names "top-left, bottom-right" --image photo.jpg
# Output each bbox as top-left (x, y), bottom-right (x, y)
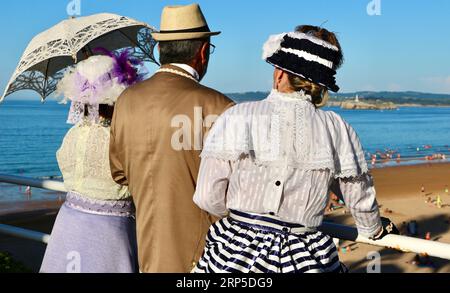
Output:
top-left (0, 174), bottom-right (66, 193)
top-left (320, 222), bottom-right (450, 260)
top-left (1, 174), bottom-right (450, 260)
top-left (0, 174), bottom-right (63, 244)
top-left (0, 224), bottom-right (50, 244)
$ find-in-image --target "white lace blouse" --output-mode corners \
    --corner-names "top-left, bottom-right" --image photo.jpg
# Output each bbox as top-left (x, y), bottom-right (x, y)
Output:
top-left (194, 90), bottom-right (382, 237)
top-left (57, 121), bottom-right (130, 201)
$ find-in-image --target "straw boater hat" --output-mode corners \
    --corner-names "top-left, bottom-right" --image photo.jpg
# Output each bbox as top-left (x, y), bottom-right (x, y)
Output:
top-left (151, 3), bottom-right (220, 41)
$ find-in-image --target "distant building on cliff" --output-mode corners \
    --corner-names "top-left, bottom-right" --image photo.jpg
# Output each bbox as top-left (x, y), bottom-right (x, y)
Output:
top-left (341, 94), bottom-right (397, 110)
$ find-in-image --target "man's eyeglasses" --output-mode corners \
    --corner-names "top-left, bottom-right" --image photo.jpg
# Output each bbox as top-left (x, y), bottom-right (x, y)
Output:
top-left (209, 43), bottom-right (216, 55)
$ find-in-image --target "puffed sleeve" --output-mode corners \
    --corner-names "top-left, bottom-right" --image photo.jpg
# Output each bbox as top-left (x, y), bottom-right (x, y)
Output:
top-left (330, 113), bottom-right (369, 179)
top-left (329, 113), bottom-right (382, 238)
top-left (56, 126), bottom-right (78, 190)
top-left (193, 157), bottom-right (231, 218)
top-left (331, 174), bottom-right (382, 238)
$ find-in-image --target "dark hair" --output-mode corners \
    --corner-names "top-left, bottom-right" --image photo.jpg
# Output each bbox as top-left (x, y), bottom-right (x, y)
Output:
top-left (287, 25), bottom-right (344, 107)
top-left (159, 38), bottom-right (209, 65)
top-left (84, 104), bottom-right (114, 121)
top-left (99, 104), bottom-right (114, 120)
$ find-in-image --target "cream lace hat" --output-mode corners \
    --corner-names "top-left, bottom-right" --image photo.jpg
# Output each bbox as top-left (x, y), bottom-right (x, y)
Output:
top-left (151, 3), bottom-right (220, 41)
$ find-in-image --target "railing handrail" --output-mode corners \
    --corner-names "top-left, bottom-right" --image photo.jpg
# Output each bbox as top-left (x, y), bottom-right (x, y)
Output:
top-left (320, 222), bottom-right (450, 260)
top-left (0, 224), bottom-right (50, 244)
top-left (1, 174), bottom-right (450, 260)
top-left (0, 174), bottom-right (66, 193)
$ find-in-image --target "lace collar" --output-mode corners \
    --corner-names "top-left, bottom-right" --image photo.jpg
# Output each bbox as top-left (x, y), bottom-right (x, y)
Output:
top-left (267, 89), bottom-right (312, 102)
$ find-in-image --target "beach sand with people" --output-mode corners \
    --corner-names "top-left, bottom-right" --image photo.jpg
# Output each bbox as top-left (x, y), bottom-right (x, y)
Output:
top-left (0, 162), bottom-right (449, 272)
top-left (328, 162), bottom-right (450, 273)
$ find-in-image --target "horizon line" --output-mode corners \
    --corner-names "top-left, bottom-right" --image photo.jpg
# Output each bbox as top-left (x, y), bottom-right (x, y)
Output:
top-left (3, 89), bottom-right (450, 102)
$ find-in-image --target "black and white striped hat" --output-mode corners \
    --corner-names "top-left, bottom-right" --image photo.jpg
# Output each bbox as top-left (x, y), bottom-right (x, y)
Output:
top-left (263, 32), bottom-right (341, 92)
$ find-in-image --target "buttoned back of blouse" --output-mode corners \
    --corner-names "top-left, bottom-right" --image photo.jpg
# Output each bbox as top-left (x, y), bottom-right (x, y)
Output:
top-left (57, 122), bottom-right (130, 201)
top-left (194, 90), bottom-right (382, 238)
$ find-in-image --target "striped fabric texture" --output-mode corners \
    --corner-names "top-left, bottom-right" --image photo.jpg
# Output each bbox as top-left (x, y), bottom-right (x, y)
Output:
top-left (193, 211), bottom-right (345, 273)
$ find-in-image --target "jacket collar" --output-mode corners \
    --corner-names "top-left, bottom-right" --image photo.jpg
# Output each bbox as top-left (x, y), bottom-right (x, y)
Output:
top-left (170, 63), bottom-right (200, 81)
top-left (267, 89), bottom-right (312, 102)
top-left (158, 64), bottom-right (199, 81)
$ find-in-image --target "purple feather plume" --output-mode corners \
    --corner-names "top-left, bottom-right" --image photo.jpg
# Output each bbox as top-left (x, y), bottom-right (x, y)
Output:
top-left (93, 47), bottom-right (146, 86)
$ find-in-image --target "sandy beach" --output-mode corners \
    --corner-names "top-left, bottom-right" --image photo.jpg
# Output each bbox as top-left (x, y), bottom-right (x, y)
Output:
top-left (1, 163), bottom-right (449, 272)
top-left (328, 163), bottom-right (450, 273)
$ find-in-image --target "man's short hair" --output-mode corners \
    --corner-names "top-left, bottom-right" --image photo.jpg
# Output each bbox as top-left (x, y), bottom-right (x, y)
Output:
top-left (159, 38), bottom-right (209, 65)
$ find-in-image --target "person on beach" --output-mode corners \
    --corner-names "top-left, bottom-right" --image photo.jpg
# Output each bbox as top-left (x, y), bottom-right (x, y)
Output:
top-left (40, 52), bottom-right (146, 273)
top-left (192, 25), bottom-right (398, 273)
top-left (109, 4), bottom-right (234, 273)
top-left (326, 193), bottom-right (344, 212)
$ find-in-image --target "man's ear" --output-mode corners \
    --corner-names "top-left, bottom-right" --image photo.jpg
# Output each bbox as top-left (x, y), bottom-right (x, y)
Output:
top-left (200, 42), bottom-right (209, 63)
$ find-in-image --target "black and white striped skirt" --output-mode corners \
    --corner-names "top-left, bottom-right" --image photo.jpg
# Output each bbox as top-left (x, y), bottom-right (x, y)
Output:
top-left (193, 210), bottom-right (346, 273)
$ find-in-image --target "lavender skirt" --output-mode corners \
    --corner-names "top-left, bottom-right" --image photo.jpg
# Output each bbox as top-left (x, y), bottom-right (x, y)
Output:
top-left (40, 192), bottom-right (138, 273)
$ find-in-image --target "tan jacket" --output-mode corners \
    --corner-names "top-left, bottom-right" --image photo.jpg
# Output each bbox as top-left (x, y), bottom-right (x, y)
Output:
top-left (109, 65), bottom-right (235, 273)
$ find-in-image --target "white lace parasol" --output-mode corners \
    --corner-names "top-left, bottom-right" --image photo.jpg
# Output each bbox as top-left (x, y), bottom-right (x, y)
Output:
top-left (0, 13), bottom-right (159, 102)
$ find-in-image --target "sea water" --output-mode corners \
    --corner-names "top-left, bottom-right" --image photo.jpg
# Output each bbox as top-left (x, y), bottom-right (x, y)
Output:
top-left (0, 99), bottom-right (449, 201)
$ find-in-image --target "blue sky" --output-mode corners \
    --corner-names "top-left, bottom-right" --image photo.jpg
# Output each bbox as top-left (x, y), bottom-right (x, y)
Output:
top-left (1, 0), bottom-right (450, 100)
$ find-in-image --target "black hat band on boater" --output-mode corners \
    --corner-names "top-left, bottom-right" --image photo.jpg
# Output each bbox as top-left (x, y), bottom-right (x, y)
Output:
top-left (159, 25), bottom-right (211, 34)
